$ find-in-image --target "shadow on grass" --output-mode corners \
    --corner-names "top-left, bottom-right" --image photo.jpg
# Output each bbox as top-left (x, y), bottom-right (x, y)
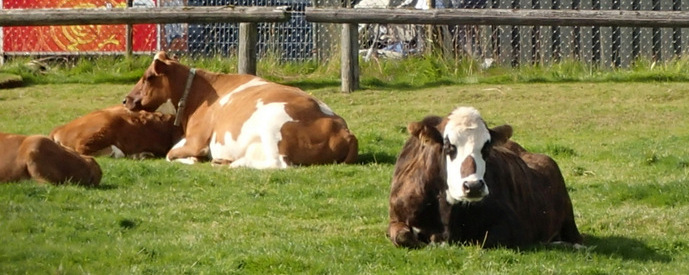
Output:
top-left (582, 234), bottom-right (671, 262)
top-left (92, 183), bottom-right (119, 190)
top-left (284, 79), bottom-right (459, 92)
top-left (356, 152), bottom-right (398, 165)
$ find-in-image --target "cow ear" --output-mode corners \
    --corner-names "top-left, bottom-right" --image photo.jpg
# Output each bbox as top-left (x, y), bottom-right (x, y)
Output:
top-left (152, 59), bottom-right (169, 76)
top-left (489, 124), bottom-right (513, 146)
top-left (407, 121), bottom-right (422, 136)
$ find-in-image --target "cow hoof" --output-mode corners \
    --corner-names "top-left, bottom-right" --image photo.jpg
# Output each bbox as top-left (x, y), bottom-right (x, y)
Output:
top-left (131, 152), bottom-right (155, 160)
top-left (429, 233), bottom-right (448, 244)
top-left (211, 159), bottom-right (233, 167)
top-left (394, 229), bottom-right (422, 248)
top-left (171, 157), bottom-right (198, 165)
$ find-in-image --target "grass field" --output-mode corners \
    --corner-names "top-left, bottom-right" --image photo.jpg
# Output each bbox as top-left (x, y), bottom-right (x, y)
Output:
top-left (1, 81), bottom-right (688, 274)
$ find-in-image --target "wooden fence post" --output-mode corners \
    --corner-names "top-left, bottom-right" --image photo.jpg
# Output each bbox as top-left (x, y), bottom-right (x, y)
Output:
top-left (341, 23), bottom-right (358, 93)
top-left (125, 0), bottom-right (133, 58)
top-left (238, 22), bottom-right (258, 75)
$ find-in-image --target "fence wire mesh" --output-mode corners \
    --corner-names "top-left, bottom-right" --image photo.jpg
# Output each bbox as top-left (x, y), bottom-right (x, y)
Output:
top-left (1, 0), bottom-right (687, 67)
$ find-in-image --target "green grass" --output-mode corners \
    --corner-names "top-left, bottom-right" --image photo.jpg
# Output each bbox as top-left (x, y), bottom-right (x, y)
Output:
top-left (5, 54), bottom-right (689, 88)
top-left (2, 78), bottom-right (689, 273)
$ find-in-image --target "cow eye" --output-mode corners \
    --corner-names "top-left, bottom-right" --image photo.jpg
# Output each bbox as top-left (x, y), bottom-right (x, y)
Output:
top-left (480, 141), bottom-right (491, 159)
top-left (443, 137), bottom-right (457, 159)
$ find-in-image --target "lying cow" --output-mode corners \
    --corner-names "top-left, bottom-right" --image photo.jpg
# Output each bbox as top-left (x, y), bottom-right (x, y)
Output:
top-left (388, 107), bottom-right (583, 248)
top-left (50, 105), bottom-right (182, 159)
top-left (123, 51), bottom-right (358, 168)
top-left (0, 132), bottom-right (102, 186)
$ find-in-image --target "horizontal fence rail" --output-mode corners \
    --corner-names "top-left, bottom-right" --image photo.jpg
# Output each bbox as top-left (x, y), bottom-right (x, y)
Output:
top-left (306, 8), bottom-right (689, 28)
top-left (0, 6), bottom-right (290, 26)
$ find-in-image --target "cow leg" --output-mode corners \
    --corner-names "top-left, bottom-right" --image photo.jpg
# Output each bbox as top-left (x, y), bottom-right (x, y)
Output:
top-left (166, 138), bottom-right (210, 164)
top-left (388, 221), bottom-right (422, 248)
top-left (559, 216), bottom-right (584, 245)
top-left (432, 195), bottom-right (452, 244)
top-left (23, 136), bottom-right (101, 186)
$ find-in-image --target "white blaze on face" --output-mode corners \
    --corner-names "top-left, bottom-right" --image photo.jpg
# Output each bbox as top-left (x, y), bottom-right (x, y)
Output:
top-left (210, 99), bottom-right (293, 169)
top-left (219, 78), bottom-right (268, 106)
top-left (443, 107), bottom-right (491, 204)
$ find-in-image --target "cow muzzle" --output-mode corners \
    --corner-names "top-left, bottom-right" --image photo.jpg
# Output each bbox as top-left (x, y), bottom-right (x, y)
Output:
top-left (123, 96), bottom-right (142, 111)
top-left (463, 179), bottom-right (487, 199)
top-left (446, 178), bottom-right (489, 204)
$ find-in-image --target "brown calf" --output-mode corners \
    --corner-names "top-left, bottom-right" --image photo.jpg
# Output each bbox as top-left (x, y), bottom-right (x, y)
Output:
top-left (0, 132), bottom-right (102, 186)
top-left (50, 105), bottom-right (182, 159)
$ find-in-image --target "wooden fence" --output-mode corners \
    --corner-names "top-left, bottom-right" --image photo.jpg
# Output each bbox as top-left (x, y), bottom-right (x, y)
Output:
top-left (2, 6), bottom-right (689, 91)
top-left (305, 7), bottom-right (689, 92)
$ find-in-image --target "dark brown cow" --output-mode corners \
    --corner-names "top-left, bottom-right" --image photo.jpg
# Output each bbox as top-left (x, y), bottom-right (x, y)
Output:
top-left (0, 132), bottom-right (102, 186)
top-left (50, 105), bottom-right (182, 159)
top-left (122, 51), bottom-right (358, 168)
top-left (388, 107), bottom-right (583, 249)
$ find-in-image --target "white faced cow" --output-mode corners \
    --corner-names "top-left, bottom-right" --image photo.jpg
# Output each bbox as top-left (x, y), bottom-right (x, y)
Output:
top-left (123, 51), bottom-right (358, 169)
top-left (388, 107), bottom-right (583, 248)
top-left (440, 107), bottom-right (583, 248)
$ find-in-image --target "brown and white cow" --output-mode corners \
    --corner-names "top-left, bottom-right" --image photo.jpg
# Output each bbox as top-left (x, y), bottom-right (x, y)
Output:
top-left (122, 51), bottom-right (358, 168)
top-left (388, 107), bottom-right (583, 248)
top-left (0, 132), bottom-right (102, 186)
top-left (50, 105), bottom-right (182, 159)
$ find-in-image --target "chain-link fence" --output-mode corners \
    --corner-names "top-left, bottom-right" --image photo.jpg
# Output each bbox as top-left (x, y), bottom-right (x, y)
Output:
top-left (1, 0), bottom-right (687, 67)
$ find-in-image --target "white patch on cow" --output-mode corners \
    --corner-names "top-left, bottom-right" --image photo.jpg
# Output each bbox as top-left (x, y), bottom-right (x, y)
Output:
top-left (443, 107), bottom-right (491, 204)
top-left (316, 100), bottom-right (335, 116)
top-left (155, 99), bottom-right (177, 115)
top-left (218, 78), bottom-right (268, 106)
top-left (209, 99), bottom-right (292, 169)
top-left (110, 145), bottom-right (125, 158)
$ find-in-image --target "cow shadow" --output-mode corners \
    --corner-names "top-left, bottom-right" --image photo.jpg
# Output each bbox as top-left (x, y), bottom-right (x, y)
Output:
top-left (580, 234), bottom-right (672, 263)
top-left (356, 152), bottom-right (398, 165)
top-left (527, 234), bottom-right (671, 263)
top-left (92, 183), bottom-right (119, 190)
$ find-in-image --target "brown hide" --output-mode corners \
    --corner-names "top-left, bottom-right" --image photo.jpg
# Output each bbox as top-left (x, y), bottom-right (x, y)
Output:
top-left (123, 51), bottom-right (357, 167)
top-left (388, 116), bottom-right (447, 248)
top-left (50, 105), bottom-right (182, 158)
top-left (447, 129), bottom-right (583, 248)
top-left (387, 116), bottom-right (583, 248)
top-left (0, 132), bottom-right (102, 186)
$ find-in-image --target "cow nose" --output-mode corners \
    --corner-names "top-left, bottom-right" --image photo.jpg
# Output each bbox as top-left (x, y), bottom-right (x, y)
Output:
top-left (463, 180), bottom-right (486, 197)
top-left (122, 98), bottom-right (127, 105)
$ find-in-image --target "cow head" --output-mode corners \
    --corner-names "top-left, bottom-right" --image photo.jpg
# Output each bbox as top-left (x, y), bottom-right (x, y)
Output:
top-left (123, 51), bottom-right (186, 113)
top-left (441, 107), bottom-right (511, 204)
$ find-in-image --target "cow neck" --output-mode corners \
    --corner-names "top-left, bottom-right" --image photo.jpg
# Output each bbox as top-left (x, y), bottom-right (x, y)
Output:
top-left (174, 68), bottom-right (197, 126)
